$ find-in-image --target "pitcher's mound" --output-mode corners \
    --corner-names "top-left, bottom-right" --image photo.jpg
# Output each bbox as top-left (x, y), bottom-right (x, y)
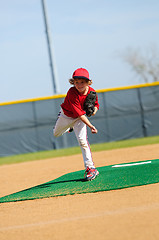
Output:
top-left (0, 159), bottom-right (159, 203)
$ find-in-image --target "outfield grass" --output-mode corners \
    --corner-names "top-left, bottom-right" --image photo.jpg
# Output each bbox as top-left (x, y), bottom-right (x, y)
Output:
top-left (0, 135), bottom-right (159, 166)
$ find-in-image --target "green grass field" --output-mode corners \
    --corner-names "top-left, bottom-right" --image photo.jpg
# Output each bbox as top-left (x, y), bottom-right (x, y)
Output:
top-left (0, 135), bottom-right (159, 166)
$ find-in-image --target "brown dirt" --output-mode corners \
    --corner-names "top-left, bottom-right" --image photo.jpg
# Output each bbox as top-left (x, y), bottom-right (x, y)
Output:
top-left (0, 144), bottom-right (159, 240)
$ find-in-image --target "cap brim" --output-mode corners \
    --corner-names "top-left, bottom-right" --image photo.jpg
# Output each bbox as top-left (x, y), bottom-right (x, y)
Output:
top-left (73, 76), bottom-right (90, 80)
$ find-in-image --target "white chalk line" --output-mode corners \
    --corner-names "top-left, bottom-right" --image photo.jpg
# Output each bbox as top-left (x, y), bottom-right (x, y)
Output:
top-left (0, 202), bottom-right (159, 232)
top-left (112, 161), bottom-right (152, 168)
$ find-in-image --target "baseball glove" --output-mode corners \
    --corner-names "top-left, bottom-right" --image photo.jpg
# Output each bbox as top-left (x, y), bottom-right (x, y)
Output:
top-left (83, 91), bottom-right (97, 117)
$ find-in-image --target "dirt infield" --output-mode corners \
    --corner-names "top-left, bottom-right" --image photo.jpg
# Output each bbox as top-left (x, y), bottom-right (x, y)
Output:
top-left (0, 144), bottom-right (159, 240)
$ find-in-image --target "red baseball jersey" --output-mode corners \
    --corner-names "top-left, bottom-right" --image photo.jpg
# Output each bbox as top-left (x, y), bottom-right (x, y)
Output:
top-left (61, 86), bottom-right (99, 118)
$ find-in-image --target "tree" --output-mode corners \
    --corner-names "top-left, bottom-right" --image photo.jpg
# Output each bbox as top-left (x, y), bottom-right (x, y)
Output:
top-left (122, 45), bottom-right (159, 83)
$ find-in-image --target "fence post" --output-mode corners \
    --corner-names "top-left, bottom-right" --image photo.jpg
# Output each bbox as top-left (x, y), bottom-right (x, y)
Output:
top-left (32, 101), bottom-right (40, 151)
top-left (137, 88), bottom-right (147, 137)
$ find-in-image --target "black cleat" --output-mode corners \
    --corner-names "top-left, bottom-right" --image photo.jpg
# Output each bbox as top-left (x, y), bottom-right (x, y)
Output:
top-left (68, 127), bottom-right (74, 133)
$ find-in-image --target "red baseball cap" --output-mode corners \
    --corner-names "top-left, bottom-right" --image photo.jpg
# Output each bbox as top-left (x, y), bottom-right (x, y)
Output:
top-left (72, 68), bottom-right (90, 80)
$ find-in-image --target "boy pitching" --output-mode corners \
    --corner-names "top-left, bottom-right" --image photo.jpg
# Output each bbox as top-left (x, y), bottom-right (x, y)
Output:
top-left (53, 68), bottom-right (99, 181)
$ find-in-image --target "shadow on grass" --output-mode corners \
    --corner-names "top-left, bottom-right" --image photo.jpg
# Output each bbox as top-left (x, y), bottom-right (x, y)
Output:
top-left (19, 178), bottom-right (87, 192)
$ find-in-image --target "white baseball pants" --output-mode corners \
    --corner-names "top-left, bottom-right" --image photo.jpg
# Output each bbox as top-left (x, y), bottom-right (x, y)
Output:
top-left (53, 109), bottom-right (94, 169)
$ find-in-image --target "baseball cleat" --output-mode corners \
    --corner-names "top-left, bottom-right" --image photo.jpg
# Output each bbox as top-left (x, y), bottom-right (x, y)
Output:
top-left (68, 127), bottom-right (74, 133)
top-left (84, 167), bottom-right (99, 181)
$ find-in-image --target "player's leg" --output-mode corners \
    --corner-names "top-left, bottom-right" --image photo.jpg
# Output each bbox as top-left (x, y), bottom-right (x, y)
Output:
top-left (74, 119), bottom-right (99, 180)
top-left (53, 109), bottom-right (75, 137)
top-left (73, 119), bottom-right (95, 169)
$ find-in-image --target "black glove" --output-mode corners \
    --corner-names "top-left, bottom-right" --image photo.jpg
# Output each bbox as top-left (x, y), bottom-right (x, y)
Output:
top-left (83, 91), bottom-right (97, 117)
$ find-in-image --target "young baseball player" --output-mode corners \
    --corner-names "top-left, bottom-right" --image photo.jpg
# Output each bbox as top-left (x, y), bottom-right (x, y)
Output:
top-left (53, 68), bottom-right (99, 181)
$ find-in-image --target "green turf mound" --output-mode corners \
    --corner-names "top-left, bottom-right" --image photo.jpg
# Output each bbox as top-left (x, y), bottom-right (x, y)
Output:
top-left (0, 159), bottom-right (159, 203)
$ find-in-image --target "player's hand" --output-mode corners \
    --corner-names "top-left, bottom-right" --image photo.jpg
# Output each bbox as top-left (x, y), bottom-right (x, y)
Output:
top-left (91, 126), bottom-right (98, 134)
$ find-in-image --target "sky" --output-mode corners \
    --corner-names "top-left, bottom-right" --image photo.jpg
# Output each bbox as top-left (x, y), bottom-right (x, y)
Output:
top-left (0, 0), bottom-right (159, 103)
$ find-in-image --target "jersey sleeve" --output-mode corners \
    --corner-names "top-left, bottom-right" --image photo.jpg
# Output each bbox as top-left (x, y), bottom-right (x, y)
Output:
top-left (95, 93), bottom-right (100, 109)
